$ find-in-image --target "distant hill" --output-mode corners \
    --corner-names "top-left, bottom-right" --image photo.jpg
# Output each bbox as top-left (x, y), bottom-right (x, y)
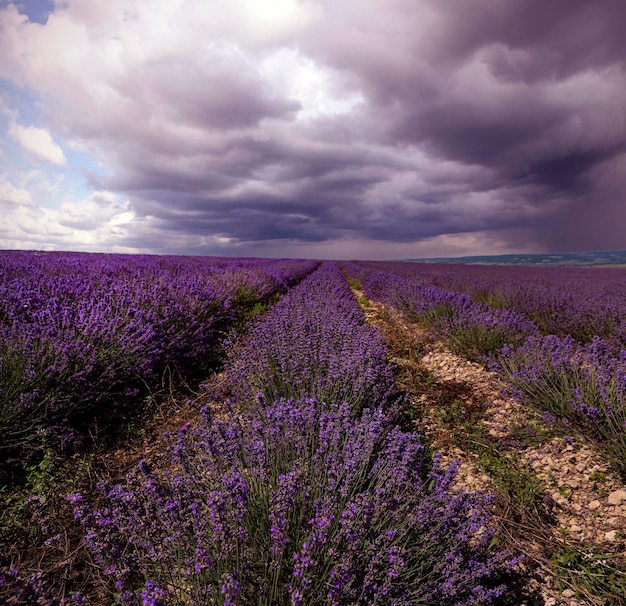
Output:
top-left (403, 250), bottom-right (626, 267)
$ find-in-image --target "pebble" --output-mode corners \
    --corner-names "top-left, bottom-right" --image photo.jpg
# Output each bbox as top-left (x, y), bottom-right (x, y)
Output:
top-left (607, 516), bottom-right (620, 525)
top-left (561, 589), bottom-right (575, 598)
top-left (588, 500), bottom-right (601, 510)
top-left (604, 530), bottom-right (619, 542)
top-left (551, 490), bottom-right (563, 501)
top-left (607, 489), bottom-right (626, 505)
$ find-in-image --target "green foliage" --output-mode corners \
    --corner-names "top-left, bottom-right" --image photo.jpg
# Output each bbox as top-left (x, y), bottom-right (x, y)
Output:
top-left (470, 441), bottom-right (548, 517)
top-left (233, 284), bottom-right (261, 307)
top-left (235, 291), bottom-right (280, 331)
top-left (442, 321), bottom-right (528, 362)
top-left (0, 486), bottom-right (29, 541)
top-left (437, 399), bottom-right (470, 426)
top-left (589, 470), bottom-right (610, 484)
top-left (505, 419), bottom-right (560, 448)
top-left (356, 295), bottom-right (371, 308)
top-left (470, 288), bottom-right (514, 310)
top-left (25, 448), bottom-right (57, 496)
top-left (551, 544), bottom-right (626, 605)
top-left (0, 447), bottom-right (58, 548)
top-left (345, 276), bottom-right (362, 290)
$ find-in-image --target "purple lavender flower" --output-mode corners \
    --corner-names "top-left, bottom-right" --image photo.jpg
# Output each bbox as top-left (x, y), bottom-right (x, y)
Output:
top-left (223, 262), bottom-right (400, 411)
top-left (219, 573), bottom-right (241, 606)
top-left (1, 250), bottom-right (317, 455)
top-left (347, 259), bottom-right (626, 350)
top-left (492, 333), bottom-right (626, 476)
top-left (0, 567), bottom-right (85, 605)
top-left (71, 397), bottom-right (517, 604)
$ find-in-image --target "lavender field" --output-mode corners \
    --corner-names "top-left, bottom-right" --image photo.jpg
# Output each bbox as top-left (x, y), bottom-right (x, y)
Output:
top-left (2, 252), bottom-right (626, 604)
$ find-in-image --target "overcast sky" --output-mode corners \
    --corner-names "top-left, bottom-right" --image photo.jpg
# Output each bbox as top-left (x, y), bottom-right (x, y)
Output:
top-left (1, 0), bottom-right (625, 259)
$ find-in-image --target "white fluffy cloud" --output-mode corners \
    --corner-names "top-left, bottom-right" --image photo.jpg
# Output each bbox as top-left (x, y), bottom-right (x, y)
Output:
top-left (0, 171), bottom-right (137, 250)
top-left (0, 178), bottom-right (33, 208)
top-left (8, 121), bottom-right (67, 166)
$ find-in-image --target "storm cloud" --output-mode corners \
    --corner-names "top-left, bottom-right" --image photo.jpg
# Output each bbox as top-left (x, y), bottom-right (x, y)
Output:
top-left (1, 0), bottom-right (625, 258)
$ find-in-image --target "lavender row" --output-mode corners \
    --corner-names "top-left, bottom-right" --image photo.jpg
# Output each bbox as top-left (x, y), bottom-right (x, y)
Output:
top-left (222, 262), bottom-right (399, 410)
top-left (343, 262), bottom-right (626, 478)
top-left (0, 251), bottom-right (317, 456)
top-left (65, 398), bottom-right (516, 605)
top-left (342, 261), bottom-right (539, 362)
top-left (58, 262), bottom-right (517, 604)
top-left (360, 260), bottom-right (626, 348)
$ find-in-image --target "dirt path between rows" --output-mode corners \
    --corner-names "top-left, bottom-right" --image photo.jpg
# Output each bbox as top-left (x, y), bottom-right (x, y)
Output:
top-left (353, 289), bottom-right (626, 606)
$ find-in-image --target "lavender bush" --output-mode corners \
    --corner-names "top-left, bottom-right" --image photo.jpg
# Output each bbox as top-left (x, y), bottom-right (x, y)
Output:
top-left (341, 264), bottom-right (538, 362)
top-left (344, 260), bottom-right (626, 480)
top-left (224, 263), bottom-right (399, 410)
top-left (70, 397), bottom-right (517, 605)
top-left (0, 568), bottom-right (85, 605)
top-left (434, 305), bottom-right (540, 362)
top-left (491, 335), bottom-right (626, 477)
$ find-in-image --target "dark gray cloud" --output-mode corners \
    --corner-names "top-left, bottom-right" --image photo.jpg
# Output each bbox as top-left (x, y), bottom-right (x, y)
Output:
top-left (2, 0), bottom-right (626, 257)
top-left (120, 53), bottom-right (301, 130)
top-left (427, 0), bottom-right (626, 81)
top-left (292, 0), bottom-right (626, 253)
